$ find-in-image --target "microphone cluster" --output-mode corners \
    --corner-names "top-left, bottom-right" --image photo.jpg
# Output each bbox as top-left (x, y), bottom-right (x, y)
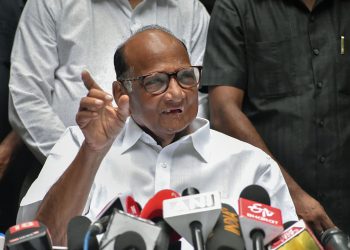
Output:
top-left (3, 185), bottom-right (350, 250)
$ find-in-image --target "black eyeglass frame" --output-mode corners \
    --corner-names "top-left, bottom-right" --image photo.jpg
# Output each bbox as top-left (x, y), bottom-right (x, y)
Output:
top-left (117, 66), bottom-right (202, 95)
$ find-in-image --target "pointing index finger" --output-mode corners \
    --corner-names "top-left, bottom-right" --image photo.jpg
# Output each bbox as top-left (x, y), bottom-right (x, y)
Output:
top-left (81, 70), bottom-right (103, 91)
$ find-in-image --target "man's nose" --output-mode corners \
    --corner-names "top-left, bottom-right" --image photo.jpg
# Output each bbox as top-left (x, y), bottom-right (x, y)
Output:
top-left (164, 77), bottom-right (184, 101)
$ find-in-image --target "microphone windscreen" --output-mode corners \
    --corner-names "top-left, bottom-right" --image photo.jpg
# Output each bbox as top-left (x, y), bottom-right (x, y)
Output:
top-left (114, 231), bottom-right (146, 250)
top-left (320, 227), bottom-right (350, 250)
top-left (239, 184), bottom-right (270, 205)
top-left (140, 189), bottom-right (180, 221)
top-left (182, 187), bottom-right (200, 196)
top-left (67, 216), bottom-right (98, 250)
top-left (206, 203), bottom-right (245, 250)
top-left (140, 190), bottom-right (181, 243)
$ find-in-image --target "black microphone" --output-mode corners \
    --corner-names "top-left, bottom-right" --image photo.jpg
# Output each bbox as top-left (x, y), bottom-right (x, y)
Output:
top-left (320, 227), bottom-right (350, 250)
top-left (4, 221), bottom-right (53, 250)
top-left (238, 185), bottom-right (283, 250)
top-left (113, 231), bottom-right (146, 250)
top-left (206, 203), bottom-right (245, 250)
top-left (67, 216), bottom-right (98, 250)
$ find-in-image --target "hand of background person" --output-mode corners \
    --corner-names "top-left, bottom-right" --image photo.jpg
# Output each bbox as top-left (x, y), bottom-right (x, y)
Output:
top-left (76, 70), bottom-right (130, 152)
top-left (292, 187), bottom-right (335, 235)
top-left (0, 130), bottom-right (23, 180)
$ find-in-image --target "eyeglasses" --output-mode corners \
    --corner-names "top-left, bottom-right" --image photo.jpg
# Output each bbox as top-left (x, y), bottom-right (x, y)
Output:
top-left (118, 66), bottom-right (202, 95)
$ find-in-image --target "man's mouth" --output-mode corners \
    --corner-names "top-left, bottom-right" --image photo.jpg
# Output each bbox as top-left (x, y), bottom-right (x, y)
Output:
top-left (163, 108), bottom-right (183, 114)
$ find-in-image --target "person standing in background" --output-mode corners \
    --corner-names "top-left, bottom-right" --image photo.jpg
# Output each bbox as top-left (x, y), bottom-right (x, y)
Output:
top-left (201, 0), bottom-right (350, 235)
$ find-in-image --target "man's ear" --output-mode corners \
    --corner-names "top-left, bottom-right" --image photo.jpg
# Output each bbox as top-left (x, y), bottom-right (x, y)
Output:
top-left (113, 81), bottom-right (127, 101)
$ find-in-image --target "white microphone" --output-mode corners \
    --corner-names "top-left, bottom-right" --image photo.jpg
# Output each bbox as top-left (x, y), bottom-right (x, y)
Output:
top-left (163, 190), bottom-right (222, 249)
top-left (238, 185), bottom-right (284, 250)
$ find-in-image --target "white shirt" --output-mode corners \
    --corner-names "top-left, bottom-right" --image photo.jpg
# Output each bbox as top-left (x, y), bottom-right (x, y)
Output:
top-left (19, 118), bottom-right (298, 246)
top-left (8, 0), bottom-right (210, 163)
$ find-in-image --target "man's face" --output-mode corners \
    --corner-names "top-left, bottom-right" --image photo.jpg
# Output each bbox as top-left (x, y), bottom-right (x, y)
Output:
top-left (122, 30), bottom-right (198, 145)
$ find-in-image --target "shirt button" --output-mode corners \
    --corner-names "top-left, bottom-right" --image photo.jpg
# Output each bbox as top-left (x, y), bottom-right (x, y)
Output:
top-left (161, 163), bottom-right (167, 168)
top-left (317, 119), bottom-right (325, 127)
top-left (310, 15), bottom-right (315, 22)
top-left (316, 81), bottom-right (323, 89)
top-left (319, 155), bottom-right (326, 163)
top-left (313, 48), bottom-right (320, 55)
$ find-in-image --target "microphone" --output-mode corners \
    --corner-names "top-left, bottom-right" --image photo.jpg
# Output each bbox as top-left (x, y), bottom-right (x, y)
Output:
top-left (238, 185), bottom-right (283, 250)
top-left (4, 220), bottom-right (53, 250)
top-left (99, 209), bottom-right (162, 250)
top-left (67, 216), bottom-right (98, 250)
top-left (163, 190), bottom-right (222, 250)
top-left (140, 189), bottom-right (181, 249)
top-left (90, 195), bottom-right (142, 236)
top-left (114, 231), bottom-right (146, 250)
top-left (83, 195), bottom-right (142, 250)
top-left (320, 227), bottom-right (350, 250)
top-left (268, 219), bottom-right (323, 250)
top-left (206, 203), bottom-right (245, 250)
top-left (96, 194), bottom-right (141, 220)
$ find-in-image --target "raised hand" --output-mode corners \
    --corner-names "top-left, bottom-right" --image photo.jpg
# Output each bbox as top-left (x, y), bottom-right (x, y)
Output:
top-left (76, 70), bottom-right (130, 151)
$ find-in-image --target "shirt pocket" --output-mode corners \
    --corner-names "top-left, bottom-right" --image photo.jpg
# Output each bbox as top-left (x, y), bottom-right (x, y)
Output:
top-left (246, 38), bottom-right (297, 98)
top-left (335, 36), bottom-right (350, 95)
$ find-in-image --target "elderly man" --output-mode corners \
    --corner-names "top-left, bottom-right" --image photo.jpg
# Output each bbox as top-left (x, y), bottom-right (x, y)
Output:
top-left (18, 26), bottom-right (297, 247)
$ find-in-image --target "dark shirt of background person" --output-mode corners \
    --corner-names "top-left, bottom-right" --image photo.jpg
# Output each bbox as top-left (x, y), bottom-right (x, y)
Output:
top-left (199, 0), bottom-right (216, 14)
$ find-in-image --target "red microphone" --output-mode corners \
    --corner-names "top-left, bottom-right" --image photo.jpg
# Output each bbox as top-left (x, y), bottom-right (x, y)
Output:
top-left (238, 185), bottom-right (284, 250)
top-left (140, 189), bottom-right (181, 249)
top-left (140, 189), bottom-right (180, 220)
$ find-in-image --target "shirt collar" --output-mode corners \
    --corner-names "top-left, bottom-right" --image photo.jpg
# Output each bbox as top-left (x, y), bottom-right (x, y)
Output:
top-left (120, 117), bottom-right (211, 163)
top-left (120, 118), bottom-right (144, 153)
top-left (185, 117), bottom-right (210, 163)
